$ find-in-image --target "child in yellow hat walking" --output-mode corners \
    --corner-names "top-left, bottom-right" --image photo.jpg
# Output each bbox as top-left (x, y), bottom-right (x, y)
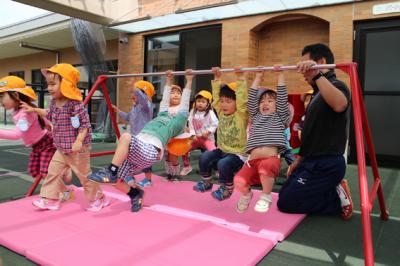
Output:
top-left (22, 63), bottom-right (108, 211)
top-left (112, 80), bottom-right (155, 187)
top-left (0, 76), bottom-right (60, 181)
top-left (180, 90), bottom-right (218, 176)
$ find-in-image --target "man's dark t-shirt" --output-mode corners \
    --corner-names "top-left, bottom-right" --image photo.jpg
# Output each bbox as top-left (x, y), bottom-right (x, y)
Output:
top-left (299, 71), bottom-right (351, 157)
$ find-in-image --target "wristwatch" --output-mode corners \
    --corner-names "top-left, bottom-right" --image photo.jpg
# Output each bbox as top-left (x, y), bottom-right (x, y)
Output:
top-left (312, 71), bottom-right (324, 82)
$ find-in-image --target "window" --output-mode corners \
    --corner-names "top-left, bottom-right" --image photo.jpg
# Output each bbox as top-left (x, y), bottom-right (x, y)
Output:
top-left (145, 25), bottom-right (222, 106)
top-left (146, 34), bottom-right (180, 102)
top-left (8, 71), bottom-right (24, 79)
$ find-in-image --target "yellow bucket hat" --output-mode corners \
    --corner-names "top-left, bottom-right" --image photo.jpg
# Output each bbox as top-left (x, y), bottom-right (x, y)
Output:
top-left (195, 90), bottom-right (212, 103)
top-left (41, 63), bottom-right (82, 101)
top-left (134, 80), bottom-right (155, 100)
top-left (301, 89), bottom-right (314, 102)
top-left (0, 76), bottom-right (37, 101)
top-left (226, 82), bottom-right (237, 91)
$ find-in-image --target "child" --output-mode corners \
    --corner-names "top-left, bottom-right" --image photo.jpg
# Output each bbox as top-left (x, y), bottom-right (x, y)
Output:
top-left (180, 90), bottom-right (218, 176)
top-left (234, 66), bottom-right (289, 213)
top-left (162, 80), bottom-right (187, 182)
top-left (88, 70), bottom-right (193, 212)
top-left (112, 80), bottom-right (155, 187)
top-left (193, 67), bottom-right (249, 201)
top-left (281, 103), bottom-right (295, 165)
top-left (296, 89), bottom-right (313, 140)
top-left (22, 63), bottom-right (107, 211)
top-left (0, 76), bottom-right (56, 179)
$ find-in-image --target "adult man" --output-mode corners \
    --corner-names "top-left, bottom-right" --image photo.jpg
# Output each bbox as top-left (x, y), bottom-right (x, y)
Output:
top-left (277, 43), bottom-right (353, 220)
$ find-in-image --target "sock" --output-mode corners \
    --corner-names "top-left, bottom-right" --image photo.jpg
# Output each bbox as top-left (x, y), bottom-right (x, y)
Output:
top-left (127, 187), bottom-right (141, 198)
top-left (108, 164), bottom-right (119, 176)
top-left (201, 175), bottom-right (212, 183)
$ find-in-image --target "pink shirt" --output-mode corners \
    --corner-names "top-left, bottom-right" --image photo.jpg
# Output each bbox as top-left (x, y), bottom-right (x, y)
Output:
top-left (0, 109), bottom-right (47, 147)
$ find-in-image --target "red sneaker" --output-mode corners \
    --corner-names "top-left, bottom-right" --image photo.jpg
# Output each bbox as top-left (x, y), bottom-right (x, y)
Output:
top-left (337, 179), bottom-right (353, 220)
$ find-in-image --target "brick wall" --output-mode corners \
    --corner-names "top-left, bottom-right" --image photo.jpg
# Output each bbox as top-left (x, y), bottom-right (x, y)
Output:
top-left (117, 0), bottom-right (398, 110)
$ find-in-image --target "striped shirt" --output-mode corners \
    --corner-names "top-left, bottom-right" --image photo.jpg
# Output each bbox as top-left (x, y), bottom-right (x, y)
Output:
top-left (246, 86), bottom-right (289, 154)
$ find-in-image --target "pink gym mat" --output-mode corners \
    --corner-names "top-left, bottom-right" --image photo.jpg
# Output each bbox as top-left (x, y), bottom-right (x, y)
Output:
top-left (0, 174), bottom-right (305, 266)
top-left (134, 174), bottom-right (306, 242)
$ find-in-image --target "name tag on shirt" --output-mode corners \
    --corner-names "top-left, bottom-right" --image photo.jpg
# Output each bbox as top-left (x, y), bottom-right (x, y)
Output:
top-left (17, 118), bottom-right (29, 132)
top-left (71, 116), bottom-right (80, 128)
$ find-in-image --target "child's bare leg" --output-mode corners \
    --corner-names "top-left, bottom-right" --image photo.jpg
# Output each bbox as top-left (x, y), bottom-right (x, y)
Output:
top-left (111, 133), bottom-right (132, 166)
top-left (234, 177), bottom-right (251, 195)
top-left (115, 179), bottom-right (130, 193)
top-left (88, 133), bottom-right (132, 184)
top-left (259, 175), bottom-right (275, 194)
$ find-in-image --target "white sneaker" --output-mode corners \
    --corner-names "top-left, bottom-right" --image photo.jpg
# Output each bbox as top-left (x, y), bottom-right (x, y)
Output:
top-left (32, 198), bottom-right (61, 211)
top-left (254, 193), bottom-right (272, 213)
top-left (180, 165), bottom-right (193, 176)
top-left (236, 191), bottom-right (253, 213)
top-left (86, 196), bottom-right (111, 212)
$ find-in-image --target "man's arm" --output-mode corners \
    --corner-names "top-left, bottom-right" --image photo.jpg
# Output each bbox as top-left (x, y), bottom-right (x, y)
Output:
top-left (297, 60), bottom-right (348, 112)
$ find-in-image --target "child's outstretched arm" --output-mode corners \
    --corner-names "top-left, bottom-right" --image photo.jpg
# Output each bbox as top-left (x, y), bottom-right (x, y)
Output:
top-left (188, 109), bottom-right (195, 135)
top-left (112, 104), bottom-right (130, 121)
top-left (0, 128), bottom-right (22, 140)
top-left (234, 67), bottom-right (248, 115)
top-left (179, 69), bottom-right (194, 114)
top-left (274, 65), bottom-right (290, 126)
top-left (159, 70), bottom-right (174, 113)
top-left (211, 67), bottom-right (222, 113)
top-left (20, 102), bottom-right (47, 117)
top-left (247, 68), bottom-right (264, 118)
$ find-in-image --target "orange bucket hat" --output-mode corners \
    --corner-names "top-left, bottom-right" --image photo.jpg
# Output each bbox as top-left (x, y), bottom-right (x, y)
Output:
top-left (41, 63), bottom-right (82, 101)
top-left (0, 76), bottom-right (37, 101)
top-left (134, 80), bottom-right (155, 100)
top-left (167, 133), bottom-right (193, 156)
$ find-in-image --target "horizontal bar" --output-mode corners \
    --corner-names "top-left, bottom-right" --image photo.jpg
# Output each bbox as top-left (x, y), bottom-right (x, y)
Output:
top-left (104, 64), bottom-right (337, 78)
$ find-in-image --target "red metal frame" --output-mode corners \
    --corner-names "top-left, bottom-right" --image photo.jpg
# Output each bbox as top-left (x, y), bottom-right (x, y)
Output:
top-left (25, 64), bottom-right (388, 266)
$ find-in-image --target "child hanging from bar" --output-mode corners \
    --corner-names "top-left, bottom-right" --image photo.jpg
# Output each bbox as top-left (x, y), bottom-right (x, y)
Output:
top-left (193, 67), bottom-right (249, 201)
top-left (112, 80), bottom-right (155, 188)
top-left (22, 63), bottom-right (108, 211)
top-left (88, 69), bottom-right (193, 212)
top-left (234, 66), bottom-right (289, 213)
top-left (162, 75), bottom-right (190, 182)
top-left (179, 90), bottom-right (219, 176)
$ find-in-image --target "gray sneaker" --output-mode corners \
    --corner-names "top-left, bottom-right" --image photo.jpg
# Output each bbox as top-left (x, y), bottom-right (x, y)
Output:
top-left (236, 191), bottom-right (253, 213)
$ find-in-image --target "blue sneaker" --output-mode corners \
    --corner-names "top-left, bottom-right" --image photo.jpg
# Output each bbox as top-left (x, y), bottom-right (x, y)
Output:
top-left (130, 189), bottom-right (144, 212)
top-left (137, 178), bottom-right (152, 188)
top-left (193, 181), bottom-right (213, 192)
top-left (88, 168), bottom-right (118, 184)
top-left (211, 185), bottom-right (232, 201)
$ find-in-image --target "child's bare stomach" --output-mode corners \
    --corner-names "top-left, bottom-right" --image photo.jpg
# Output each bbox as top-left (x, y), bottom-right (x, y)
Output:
top-left (250, 146), bottom-right (278, 160)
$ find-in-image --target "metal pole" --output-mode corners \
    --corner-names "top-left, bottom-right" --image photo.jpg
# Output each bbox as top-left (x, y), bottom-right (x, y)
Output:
top-left (348, 64), bottom-right (374, 266)
top-left (104, 64), bottom-right (337, 78)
